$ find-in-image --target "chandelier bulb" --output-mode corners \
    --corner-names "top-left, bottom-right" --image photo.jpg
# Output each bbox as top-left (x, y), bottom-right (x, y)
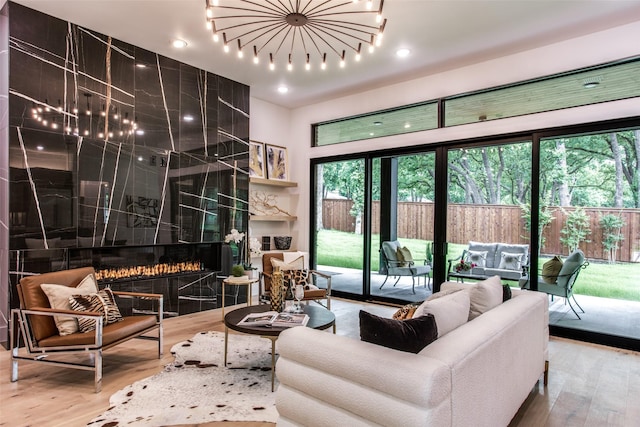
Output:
top-left (366, 0), bottom-right (373, 10)
top-left (237, 39), bottom-right (243, 58)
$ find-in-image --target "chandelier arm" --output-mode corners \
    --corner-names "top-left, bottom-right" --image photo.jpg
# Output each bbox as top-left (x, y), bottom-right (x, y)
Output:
top-left (300, 25), bottom-right (328, 57)
top-left (272, 25), bottom-right (295, 57)
top-left (304, 24), bottom-right (346, 58)
top-left (236, 22), bottom-right (289, 50)
top-left (310, 20), bottom-right (379, 41)
top-left (212, 4), bottom-right (287, 20)
top-left (211, 9), bottom-right (283, 20)
top-left (310, 12), bottom-right (381, 31)
top-left (216, 19), bottom-right (284, 41)
top-left (237, 0), bottom-right (290, 15)
top-left (300, 0), bottom-right (337, 16)
top-left (307, 23), bottom-right (361, 52)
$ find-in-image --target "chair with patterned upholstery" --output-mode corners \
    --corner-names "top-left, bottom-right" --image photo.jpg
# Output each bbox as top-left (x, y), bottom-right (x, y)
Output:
top-left (261, 252), bottom-right (332, 310)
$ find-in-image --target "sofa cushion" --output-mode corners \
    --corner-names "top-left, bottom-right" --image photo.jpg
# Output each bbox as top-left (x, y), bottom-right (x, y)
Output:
top-left (359, 310), bottom-right (437, 353)
top-left (69, 288), bottom-right (124, 333)
top-left (40, 274), bottom-right (99, 336)
top-left (541, 255), bottom-right (563, 284)
top-left (468, 275), bottom-right (504, 319)
top-left (414, 289), bottom-right (470, 337)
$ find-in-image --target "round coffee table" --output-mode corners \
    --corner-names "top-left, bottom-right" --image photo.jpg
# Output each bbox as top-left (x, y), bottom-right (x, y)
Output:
top-left (224, 304), bottom-right (335, 391)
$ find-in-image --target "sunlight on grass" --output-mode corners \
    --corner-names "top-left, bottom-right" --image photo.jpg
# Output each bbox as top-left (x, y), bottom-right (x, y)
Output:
top-left (317, 229), bottom-right (640, 301)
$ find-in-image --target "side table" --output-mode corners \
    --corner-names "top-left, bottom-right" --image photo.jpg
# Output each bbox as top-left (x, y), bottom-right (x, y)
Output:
top-left (221, 276), bottom-right (260, 317)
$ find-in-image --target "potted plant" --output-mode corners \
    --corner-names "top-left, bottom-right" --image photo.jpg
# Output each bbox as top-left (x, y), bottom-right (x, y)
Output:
top-left (231, 264), bottom-right (245, 278)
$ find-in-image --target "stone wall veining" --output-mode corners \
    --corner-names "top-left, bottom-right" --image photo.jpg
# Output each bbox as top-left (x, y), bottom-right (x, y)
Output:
top-left (0, 2), bottom-right (250, 342)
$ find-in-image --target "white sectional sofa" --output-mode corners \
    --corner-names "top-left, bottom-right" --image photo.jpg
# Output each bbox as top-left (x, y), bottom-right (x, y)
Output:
top-left (275, 280), bottom-right (549, 427)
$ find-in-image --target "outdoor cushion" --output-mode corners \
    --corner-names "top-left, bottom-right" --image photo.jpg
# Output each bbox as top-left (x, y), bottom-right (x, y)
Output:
top-left (495, 243), bottom-right (529, 267)
top-left (466, 250), bottom-right (488, 268)
top-left (541, 256), bottom-right (563, 284)
top-left (468, 242), bottom-right (498, 268)
top-left (556, 250), bottom-right (585, 287)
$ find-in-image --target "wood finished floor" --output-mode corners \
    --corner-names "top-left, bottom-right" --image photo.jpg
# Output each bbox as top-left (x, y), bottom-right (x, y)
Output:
top-left (1, 298), bottom-right (639, 427)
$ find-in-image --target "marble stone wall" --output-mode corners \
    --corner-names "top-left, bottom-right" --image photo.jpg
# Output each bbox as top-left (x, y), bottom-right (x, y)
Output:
top-left (0, 2), bottom-right (250, 342)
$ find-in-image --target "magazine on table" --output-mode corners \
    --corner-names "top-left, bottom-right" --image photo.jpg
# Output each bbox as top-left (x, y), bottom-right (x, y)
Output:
top-left (238, 311), bottom-right (309, 327)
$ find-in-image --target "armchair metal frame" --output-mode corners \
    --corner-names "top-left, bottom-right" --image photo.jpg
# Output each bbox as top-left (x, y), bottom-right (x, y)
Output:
top-left (379, 241), bottom-right (431, 294)
top-left (10, 267), bottom-right (163, 392)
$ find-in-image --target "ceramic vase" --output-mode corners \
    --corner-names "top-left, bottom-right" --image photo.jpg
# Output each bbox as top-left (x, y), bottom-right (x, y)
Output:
top-left (270, 268), bottom-right (285, 312)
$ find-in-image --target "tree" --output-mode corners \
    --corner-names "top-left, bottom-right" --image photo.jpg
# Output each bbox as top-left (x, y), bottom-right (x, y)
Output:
top-left (599, 214), bottom-right (625, 263)
top-left (559, 207), bottom-right (591, 253)
top-left (521, 203), bottom-right (554, 252)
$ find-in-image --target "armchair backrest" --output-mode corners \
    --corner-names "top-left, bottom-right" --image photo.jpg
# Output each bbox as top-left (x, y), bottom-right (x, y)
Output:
top-left (18, 266), bottom-right (96, 341)
top-left (556, 249), bottom-right (586, 289)
top-left (381, 241), bottom-right (401, 262)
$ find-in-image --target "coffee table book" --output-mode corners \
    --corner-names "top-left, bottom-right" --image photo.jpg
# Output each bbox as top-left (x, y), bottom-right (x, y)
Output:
top-left (237, 311), bottom-right (309, 328)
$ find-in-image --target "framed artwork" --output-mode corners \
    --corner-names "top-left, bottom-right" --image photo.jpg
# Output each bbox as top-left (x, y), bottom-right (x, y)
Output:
top-left (249, 140), bottom-right (265, 178)
top-left (265, 144), bottom-right (288, 181)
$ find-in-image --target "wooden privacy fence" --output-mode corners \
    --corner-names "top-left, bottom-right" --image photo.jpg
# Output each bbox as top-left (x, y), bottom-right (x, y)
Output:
top-left (322, 199), bottom-right (640, 262)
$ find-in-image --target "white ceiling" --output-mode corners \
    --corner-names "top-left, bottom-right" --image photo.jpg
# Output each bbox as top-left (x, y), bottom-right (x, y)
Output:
top-left (12, 0), bottom-right (640, 109)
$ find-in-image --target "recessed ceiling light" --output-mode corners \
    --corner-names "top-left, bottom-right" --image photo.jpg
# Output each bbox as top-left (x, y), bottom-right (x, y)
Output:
top-left (172, 39), bottom-right (188, 48)
top-left (396, 48), bottom-right (411, 58)
top-left (583, 81), bottom-right (600, 88)
top-left (136, 63), bottom-right (147, 68)
top-left (373, 121), bottom-right (382, 126)
top-left (183, 114), bottom-right (194, 122)
top-left (136, 129), bottom-right (145, 135)
top-left (404, 123), bottom-right (411, 129)
top-left (277, 85), bottom-right (289, 94)
top-left (36, 145), bottom-right (44, 151)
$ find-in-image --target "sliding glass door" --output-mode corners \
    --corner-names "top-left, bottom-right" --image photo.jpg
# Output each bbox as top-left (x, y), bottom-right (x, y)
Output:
top-left (538, 129), bottom-right (640, 342)
top-left (445, 141), bottom-right (532, 284)
top-left (314, 158), bottom-right (366, 298)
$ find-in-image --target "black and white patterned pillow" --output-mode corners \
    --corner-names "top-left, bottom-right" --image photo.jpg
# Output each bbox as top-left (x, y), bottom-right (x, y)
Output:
top-left (466, 250), bottom-right (488, 268)
top-left (69, 288), bottom-right (123, 333)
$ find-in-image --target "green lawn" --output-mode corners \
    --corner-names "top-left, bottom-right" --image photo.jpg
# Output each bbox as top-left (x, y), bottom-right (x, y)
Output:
top-left (317, 229), bottom-right (640, 301)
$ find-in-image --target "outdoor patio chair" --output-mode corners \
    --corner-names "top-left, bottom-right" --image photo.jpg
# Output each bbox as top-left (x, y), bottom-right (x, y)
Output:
top-left (379, 240), bottom-right (431, 294)
top-left (520, 249), bottom-right (589, 319)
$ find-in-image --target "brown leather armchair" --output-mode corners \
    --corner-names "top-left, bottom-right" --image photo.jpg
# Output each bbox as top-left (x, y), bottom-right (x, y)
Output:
top-left (10, 266), bottom-right (163, 392)
top-left (261, 252), bottom-right (331, 309)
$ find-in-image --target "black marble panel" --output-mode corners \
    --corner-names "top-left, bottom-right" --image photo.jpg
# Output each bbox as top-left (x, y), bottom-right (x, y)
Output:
top-left (5, 2), bottom-right (251, 324)
top-left (7, 2), bottom-right (250, 253)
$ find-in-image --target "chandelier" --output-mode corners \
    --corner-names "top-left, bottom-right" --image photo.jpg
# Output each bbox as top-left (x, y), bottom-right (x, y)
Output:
top-left (204, 0), bottom-right (387, 71)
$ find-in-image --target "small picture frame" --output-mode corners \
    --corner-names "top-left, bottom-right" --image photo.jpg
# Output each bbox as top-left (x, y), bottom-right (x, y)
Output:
top-left (249, 140), bottom-right (265, 178)
top-left (265, 144), bottom-right (288, 181)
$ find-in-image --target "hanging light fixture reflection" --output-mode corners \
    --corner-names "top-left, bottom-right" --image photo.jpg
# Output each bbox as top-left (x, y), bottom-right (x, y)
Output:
top-left (204, 0), bottom-right (386, 72)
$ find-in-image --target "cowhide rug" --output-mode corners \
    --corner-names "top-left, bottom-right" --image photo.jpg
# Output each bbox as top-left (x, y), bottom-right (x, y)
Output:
top-left (88, 331), bottom-right (278, 426)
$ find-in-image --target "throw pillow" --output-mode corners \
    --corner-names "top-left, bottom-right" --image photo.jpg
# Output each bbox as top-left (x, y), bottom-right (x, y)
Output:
top-left (502, 284), bottom-right (512, 302)
top-left (414, 289), bottom-right (470, 337)
top-left (396, 246), bottom-right (413, 267)
top-left (466, 250), bottom-right (488, 268)
top-left (541, 255), bottom-right (563, 284)
top-left (40, 273), bottom-right (99, 336)
top-left (498, 252), bottom-right (524, 271)
top-left (69, 288), bottom-right (123, 333)
top-left (468, 275), bottom-right (504, 320)
top-left (359, 310), bottom-right (437, 354)
top-left (392, 303), bottom-right (420, 320)
top-left (271, 255), bottom-right (304, 271)
top-left (282, 268), bottom-right (311, 287)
